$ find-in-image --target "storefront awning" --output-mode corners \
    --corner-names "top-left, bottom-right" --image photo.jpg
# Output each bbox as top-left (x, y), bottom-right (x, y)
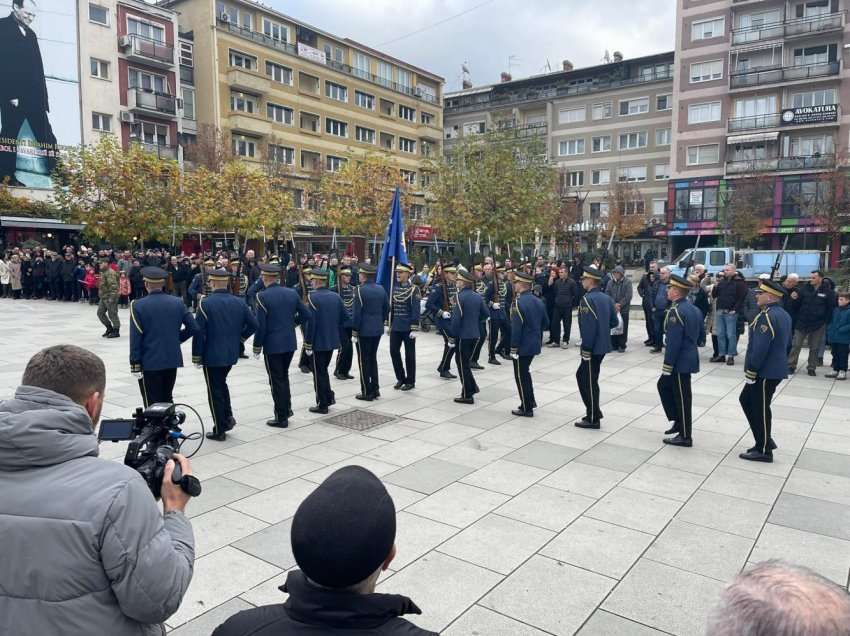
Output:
top-left (0, 216), bottom-right (86, 232)
top-left (726, 131), bottom-right (780, 144)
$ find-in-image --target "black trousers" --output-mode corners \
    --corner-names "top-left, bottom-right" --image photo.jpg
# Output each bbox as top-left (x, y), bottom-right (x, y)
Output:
top-left (513, 355), bottom-right (536, 412)
top-left (657, 373), bottom-right (692, 439)
top-left (643, 304), bottom-right (654, 341)
top-left (335, 327), bottom-right (353, 375)
top-left (471, 321), bottom-right (487, 362)
top-left (653, 310), bottom-right (665, 347)
top-left (264, 351), bottom-right (294, 421)
top-left (437, 329), bottom-right (453, 372)
top-left (203, 365), bottom-right (232, 435)
top-left (299, 345), bottom-right (311, 371)
top-left (138, 368), bottom-right (178, 407)
top-left (497, 320), bottom-right (512, 356)
top-left (612, 312), bottom-right (630, 350)
top-left (312, 350), bottom-right (334, 407)
top-left (489, 318), bottom-right (508, 359)
top-left (550, 305), bottom-right (573, 344)
top-left (740, 378), bottom-right (780, 454)
top-left (390, 330), bottom-right (416, 385)
top-left (356, 336), bottom-right (381, 396)
top-left (62, 280), bottom-right (76, 301)
top-left (576, 354), bottom-right (605, 423)
top-left (455, 338), bottom-right (479, 399)
top-left (49, 278), bottom-right (62, 300)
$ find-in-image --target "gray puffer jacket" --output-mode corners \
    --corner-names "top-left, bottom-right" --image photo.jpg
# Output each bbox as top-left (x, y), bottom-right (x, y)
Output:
top-left (0, 386), bottom-right (195, 636)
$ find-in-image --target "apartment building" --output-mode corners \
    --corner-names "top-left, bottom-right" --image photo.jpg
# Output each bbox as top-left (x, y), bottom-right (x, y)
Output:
top-left (444, 53), bottom-right (675, 261)
top-left (162, 0), bottom-right (443, 214)
top-left (79, 0), bottom-right (182, 160)
top-left (670, 0), bottom-right (850, 260)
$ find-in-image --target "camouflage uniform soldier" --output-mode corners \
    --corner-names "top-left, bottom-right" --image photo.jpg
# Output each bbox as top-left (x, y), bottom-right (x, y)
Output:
top-left (98, 261), bottom-right (121, 338)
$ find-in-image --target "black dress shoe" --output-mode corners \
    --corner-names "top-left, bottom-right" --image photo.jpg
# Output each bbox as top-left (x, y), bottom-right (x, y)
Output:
top-left (355, 393), bottom-right (374, 401)
top-left (488, 358), bottom-right (501, 366)
top-left (266, 419), bottom-right (289, 428)
top-left (664, 426), bottom-right (679, 435)
top-left (309, 405), bottom-right (328, 414)
top-left (226, 416), bottom-right (236, 431)
top-left (769, 438), bottom-right (777, 450)
top-left (205, 431), bottom-right (227, 441)
top-left (512, 409), bottom-right (533, 417)
top-left (710, 356), bottom-right (725, 363)
top-left (106, 330), bottom-right (120, 339)
top-left (440, 370), bottom-right (457, 379)
top-left (401, 383), bottom-right (415, 391)
top-left (808, 369), bottom-right (816, 377)
top-left (239, 353), bottom-right (249, 359)
top-left (643, 339), bottom-right (653, 346)
top-left (739, 449), bottom-right (773, 463)
top-left (101, 329), bottom-right (111, 338)
top-left (575, 418), bottom-right (600, 429)
top-left (650, 347), bottom-right (662, 353)
top-left (663, 434), bottom-right (692, 447)
top-left (394, 382), bottom-right (404, 390)
top-left (500, 352), bottom-right (511, 360)
top-left (454, 396), bottom-right (474, 404)
top-left (342, 373), bottom-right (354, 380)
top-left (470, 362), bottom-right (484, 370)
top-left (288, 408), bottom-right (294, 417)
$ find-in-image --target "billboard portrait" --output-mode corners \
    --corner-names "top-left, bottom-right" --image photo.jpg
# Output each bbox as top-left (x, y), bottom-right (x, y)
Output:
top-left (0, 0), bottom-right (80, 188)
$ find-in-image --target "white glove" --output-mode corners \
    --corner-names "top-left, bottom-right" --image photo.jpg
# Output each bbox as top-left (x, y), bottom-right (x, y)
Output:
top-left (352, 333), bottom-right (359, 343)
top-left (745, 377), bottom-right (756, 385)
top-left (662, 370), bottom-right (672, 376)
top-left (420, 299), bottom-right (428, 313)
top-left (409, 332), bottom-right (416, 340)
top-left (131, 371), bottom-right (142, 379)
top-left (491, 302), bottom-right (500, 310)
top-left (305, 348), bottom-right (314, 357)
top-left (252, 352), bottom-right (260, 360)
top-left (194, 363), bottom-right (203, 369)
top-left (441, 311), bottom-right (451, 319)
top-left (510, 353), bottom-right (518, 360)
top-left (447, 339), bottom-right (456, 348)
top-left (386, 326), bottom-right (391, 335)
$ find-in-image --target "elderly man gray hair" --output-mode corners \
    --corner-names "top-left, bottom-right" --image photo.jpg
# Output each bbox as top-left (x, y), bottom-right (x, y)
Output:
top-left (707, 560), bottom-right (850, 636)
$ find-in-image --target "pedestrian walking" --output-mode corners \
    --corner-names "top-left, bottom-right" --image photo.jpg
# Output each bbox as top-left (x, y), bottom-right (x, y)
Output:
top-left (97, 261), bottom-right (120, 338)
top-left (333, 266), bottom-right (355, 380)
top-left (450, 268), bottom-right (489, 404)
top-left (352, 264), bottom-right (388, 402)
top-left (510, 270), bottom-right (548, 417)
top-left (389, 263), bottom-right (419, 391)
top-left (304, 268), bottom-right (346, 414)
top-left (605, 265), bottom-right (633, 352)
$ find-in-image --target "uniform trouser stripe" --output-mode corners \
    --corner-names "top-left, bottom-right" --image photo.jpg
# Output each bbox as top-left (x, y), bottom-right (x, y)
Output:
top-left (762, 378), bottom-right (768, 454)
top-left (588, 357), bottom-right (594, 421)
top-left (513, 357), bottom-right (527, 411)
top-left (202, 366), bottom-right (218, 433)
top-left (138, 376), bottom-right (149, 408)
top-left (355, 340), bottom-right (367, 395)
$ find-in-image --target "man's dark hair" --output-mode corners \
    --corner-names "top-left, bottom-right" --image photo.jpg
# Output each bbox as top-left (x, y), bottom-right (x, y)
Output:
top-left (812, 270), bottom-right (824, 277)
top-left (22, 345), bottom-right (106, 404)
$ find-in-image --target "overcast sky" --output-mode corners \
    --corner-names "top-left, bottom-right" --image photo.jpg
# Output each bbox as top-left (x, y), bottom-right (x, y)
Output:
top-left (268, 0), bottom-right (676, 91)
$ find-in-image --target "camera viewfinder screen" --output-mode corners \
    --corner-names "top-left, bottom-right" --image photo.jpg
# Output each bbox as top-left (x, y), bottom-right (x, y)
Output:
top-left (98, 419), bottom-right (135, 442)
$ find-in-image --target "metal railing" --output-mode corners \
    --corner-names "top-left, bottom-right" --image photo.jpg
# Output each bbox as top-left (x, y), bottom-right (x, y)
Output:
top-left (731, 12), bottom-right (844, 45)
top-left (726, 154), bottom-right (835, 173)
top-left (673, 207), bottom-right (719, 222)
top-left (727, 113), bottom-right (781, 132)
top-left (132, 141), bottom-right (178, 160)
top-left (128, 87), bottom-right (177, 115)
top-left (126, 33), bottom-right (174, 64)
top-left (778, 154), bottom-right (835, 170)
top-left (730, 61), bottom-right (839, 88)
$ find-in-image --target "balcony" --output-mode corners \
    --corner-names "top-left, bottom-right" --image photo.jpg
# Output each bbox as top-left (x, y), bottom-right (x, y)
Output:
top-left (127, 88), bottom-right (177, 117)
top-left (727, 113), bottom-right (781, 132)
top-left (726, 154), bottom-right (835, 174)
top-left (120, 34), bottom-right (174, 69)
top-left (229, 113), bottom-right (272, 136)
top-left (731, 12), bottom-right (844, 45)
top-left (132, 141), bottom-right (178, 160)
top-left (730, 61), bottom-right (839, 88)
top-left (227, 68), bottom-right (269, 94)
top-left (417, 124), bottom-right (441, 141)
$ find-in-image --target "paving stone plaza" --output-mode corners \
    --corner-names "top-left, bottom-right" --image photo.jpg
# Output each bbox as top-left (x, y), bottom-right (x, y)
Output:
top-left (2, 297), bottom-right (849, 636)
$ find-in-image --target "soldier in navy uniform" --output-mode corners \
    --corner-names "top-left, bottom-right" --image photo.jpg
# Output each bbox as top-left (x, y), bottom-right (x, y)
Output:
top-left (304, 268), bottom-right (346, 414)
top-left (333, 266), bottom-right (356, 380)
top-left (657, 274), bottom-right (703, 447)
top-left (252, 263), bottom-right (310, 428)
top-left (450, 269), bottom-right (490, 404)
top-left (739, 279), bottom-right (791, 463)
top-left (129, 267), bottom-right (197, 406)
top-left (470, 264), bottom-right (488, 369)
top-left (188, 258), bottom-right (214, 309)
top-left (426, 264), bottom-right (458, 379)
top-left (510, 270), bottom-right (549, 417)
top-left (352, 263), bottom-right (389, 401)
top-left (575, 267), bottom-right (618, 429)
top-left (389, 263), bottom-right (420, 391)
top-left (486, 266), bottom-right (512, 365)
top-left (297, 266), bottom-right (314, 374)
top-left (192, 268), bottom-right (258, 441)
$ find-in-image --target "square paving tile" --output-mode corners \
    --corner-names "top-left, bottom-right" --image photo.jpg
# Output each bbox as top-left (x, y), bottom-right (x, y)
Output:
top-left (460, 459), bottom-right (550, 496)
top-left (675, 491), bottom-right (771, 539)
top-left (504, 441), bottom-right (583, 470)
top-left (232, 519), bottom-right (296, 569)
top-left (784, 467), bottom-right (850, 508)
top-left (541, 461), bottom-right (627, 499)
top-left (587, 486), bottom-right (682, 535)
top-left (701, 466), bottom-right (785, 505)
top-left (494, 485), bottom-right (596, 531)
top-left (406, 482), bottom-right (510, 528)
top-left (432, 438), bottom-right (514, 469)
top-left (384, 458), bottom-right (475, 495)
top-left (363, 437), bottom-right (446, 467)
top-left (621, 463), bottom-right (706, 502)
top-left (393, 511), bottom-right (460, 569)
top-left (577, 443), bottom-right (655, 474)
top-left (191, 506), bottom-right (269, 558)
top-left (167, 598), bottom-right (255, 635)
top-left (443, 605), bottom-right (550, 635)
top-left (795, 448), bottom-right (850, 479)
top-left (577, 610), bottom-right (669, 635)
top-left (227, 478), bottom-right (319, 524)
top-left (185, 477), bottom-right (259, 519)
top-left (751, 523), bottom-right (850, 585)
top-left (769, 493), bottom-right (850, 541)
top-left (225, 454), bottom-right (325, 490)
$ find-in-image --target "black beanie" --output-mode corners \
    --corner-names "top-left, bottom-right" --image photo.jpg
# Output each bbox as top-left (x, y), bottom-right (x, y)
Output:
top-left (291, 465), bottom-right (396, 588)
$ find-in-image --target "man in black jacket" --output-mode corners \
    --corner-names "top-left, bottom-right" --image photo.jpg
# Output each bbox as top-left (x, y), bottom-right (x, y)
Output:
top-left (711, 265), bottom-right (748, 365)
top-left (788, 270), bottom-right (835, 376)
top-left (637, 261), bottom-right (658, 346)
top-left (46, 253), bottom-right (62, 301)
top-left (546, 265), bottom-right (577, 347)
top-left (60, 253), bottom-right (76, 301)
top-left (212, 466), bottom-right (436, 636)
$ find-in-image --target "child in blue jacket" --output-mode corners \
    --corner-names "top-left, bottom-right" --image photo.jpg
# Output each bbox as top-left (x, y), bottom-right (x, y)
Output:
top-left (826, 292), bottom-right (850, 380)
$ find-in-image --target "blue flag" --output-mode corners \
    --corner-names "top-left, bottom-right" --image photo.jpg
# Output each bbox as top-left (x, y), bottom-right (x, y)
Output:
top-left (376, 187), bottom-right (408, 294)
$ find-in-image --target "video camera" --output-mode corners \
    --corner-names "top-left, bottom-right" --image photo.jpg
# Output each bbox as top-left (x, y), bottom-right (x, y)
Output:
top-left (98, 403), bottom-right (202, 499)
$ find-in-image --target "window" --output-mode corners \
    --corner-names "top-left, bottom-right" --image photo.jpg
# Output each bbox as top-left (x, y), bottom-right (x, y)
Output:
top-left (421, 111), bottom-right (434, 125)
top-left (265, 61), bottom-right (293, 85)
top-left (325, 81), bottom-right (348, 102)
top-left (379, 132), bottom-right (394, 150)
top-left (463, 121), bottom-right (486, 136)
top-left (558, 107), bottom-right (586, 124)
top-left (690, 60), bottom-right (723, 83)
top-left (655, 164), bottom-right (670, 180)
top-left (399, 137), bottom-right (416, 153)
top-left (691, 17), bottom-right (725, 40)
top-left (655, 128), bottom-right (671, 146)
top-left (592, 102), bottom-right (612, 120)
top-left (567, 171), bottom-right (584, 187)
top-left (355, 90), bottom-right (374, 110)
top-left (230, 92), bottom-right (256, 114)
top-left (380, 99), bottom-right (394, 117)
top-left (734, 95), bottom-right (777, 118)
top-left (377, 61), bottom-right (393, 87)
top-left (591, 169), bottom-right (610, 185)
top-left (559, 139), bottom-right (585, 156)
top-left (656, 94), bottom-right (672, 111)
top-left (399, 105), bottom-right (416, 122)
top-left (325, 118), bottom-right (348, 137)
top-left (398, 69), bottom-right (412, 90)
top-left (299, 72), bottom-right (320, 94)
top-left (268, 144), bottom-right (294, 164)
top-left (181, 87), bottom-right (195, 120)
top-left (652, 199), bottom-right (666, 217)
top-left (618, 166), bottom-right (647, 182)
top-left (619, 131), bottom-right (648, 150)
top-left (326, 155), bottom-right (347, 172)
top-left (132, 121), bottom-right (169, 146)
top-left (782, 175), bottom-right (832, 217)
top-left (421, 141), bottom-right (434, 157)
top-left (229, 50), bottom-right (256, 70)
top-left (687, 144), bottom-right (720, 165)
top-left (353, 52), bottom-right (370, 79)
top-left (90, 58), bottom-right (109, 79)
top-left (400, 169), bottom-right (416, 185)
top-left (91, 112), bottom-right (111, 132)
top-left (619, 97), bottom-right (649, 116)
top-left (624, 200), bottom-right (645, 215)
top-left (262, 17), bottom-right (288, 42)
top-left (128, 17), bottom-right (164, 42)
top-left (323, 44), bottom-right (344, 64)
top-left (267, 103), bottom-right (293, 125)
top-left (239, 10), bottom-right (252, 30)
top-left (688, 101), bottom-right (722, 124)
top-left (89, 3), bottom-right (108, 24)
top-left (791, 88), bottom-right (836, 108)
top-left (592, 136), bottom-right (611, 153)
top-left (128, 69), bottom-right (166, 93)
top-left (420, 172), bottom-right (431, 187)
top-left (356, 126), bottom-right (375, 144)
top-left (232, 135), bottom-right (256, 157)
top-left (793, 44), bottom-right (834, 66)
top-left (590, 202), bottom-right (609, 219)
top-left (179, 41), bottom-right (193, 67)
top-left (788, 134), bottom-right (833, 157)
top-left (291, 189), bottom-right (304, 209)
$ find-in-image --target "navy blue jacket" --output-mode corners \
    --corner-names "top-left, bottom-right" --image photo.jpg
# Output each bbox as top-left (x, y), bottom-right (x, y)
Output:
top-left (745, 303), bottom-right (792, 381)
top-left (426, 281), bottom-right (456, 335)
top-left (305, 287), bottom-right (345, 352)
top-left (246, 278), bottom-right (264, 310)
top-left (353, 282), bottom-right (389, 338)
top-left (390, 282), bottom-right (421, 332)
top-left (253, 283), bottom-right (310, 355)
top-left (510, 290), bottom-right (549, 357)
top-left (579, 287), bottom-right (618, 356)
top-left (485, 278), bottom-right (513, 321)
top-left (338, 283), bottom-right (355, 329)
top-left (192, 289), bottom-right (258, 366)
top-left (662, 298), bottom-right (701, 375)
top-left (129, 290), bottom-right (196, 372)
top-left (450, 287), bottom-right (489, 341)
top-left (827, 305), bottom-right (850, 345)
top-left (653, 280), bottom-right (669, 312)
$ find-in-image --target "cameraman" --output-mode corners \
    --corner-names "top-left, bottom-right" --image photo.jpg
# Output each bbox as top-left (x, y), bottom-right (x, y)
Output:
top-left (0, 344), bottom-right (195, 635)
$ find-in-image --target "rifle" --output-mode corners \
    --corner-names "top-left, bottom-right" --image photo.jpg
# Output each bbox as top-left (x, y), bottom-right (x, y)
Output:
top-left (683, 234), bottom-right (702, 278)
top-left (769, 234), bottom-right (790, 281)
top-left (491, 265), bottom-right (501, 310)
top-left (601, 228), bottom-right (616, 271)
top-left (289, 232), bottom-right (308, 302)
top-left (440, 263), bottom-right (449, 312)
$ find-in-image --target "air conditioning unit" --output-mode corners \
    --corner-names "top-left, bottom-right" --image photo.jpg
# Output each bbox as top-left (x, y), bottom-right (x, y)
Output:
top-left (219, 11), bottom-right (230, 22)
top-left (120, 111), bottom-right (134, 123)
top-left (118, 35), bottom-right (131, 48)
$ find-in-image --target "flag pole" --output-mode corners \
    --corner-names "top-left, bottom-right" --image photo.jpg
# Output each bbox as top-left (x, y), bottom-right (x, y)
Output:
top-left (388, 255), bottom-right (396, 325)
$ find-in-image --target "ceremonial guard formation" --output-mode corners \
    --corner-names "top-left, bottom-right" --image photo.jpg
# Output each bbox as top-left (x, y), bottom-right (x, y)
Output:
top-left (352, 263), bottom-right (389, 401)
top-left (333, 266), bottom-right (356, 380)
top-left (510, 270), bottom-right (548, 417)
top-left (303, 268), bottom-right (345, 414)
top-left (426, 265), bottom-right (458, 379)
top-left (129, 267), bottom-right (196, 406)
top-left (450, 269), bottom-right (489, 404)
top-left (486, 266), bottom-right (512, 364)
top-left (389, 263), bottom-right (419, 391)
top-left (470, 265), bottom-right (488, 369)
